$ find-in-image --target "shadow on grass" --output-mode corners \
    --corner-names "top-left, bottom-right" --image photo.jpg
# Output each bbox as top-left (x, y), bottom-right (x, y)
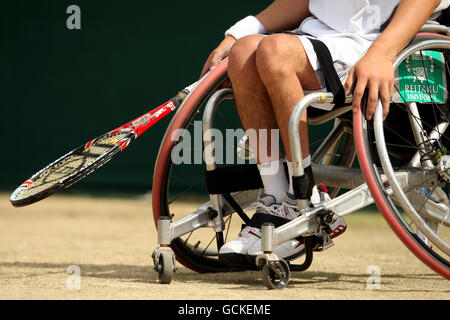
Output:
top-left (0, 261), bottom-right (444, 293)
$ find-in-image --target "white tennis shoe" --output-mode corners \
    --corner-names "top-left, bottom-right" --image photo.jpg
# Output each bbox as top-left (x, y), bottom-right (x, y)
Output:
top-left (219, 186), bottom-right (343, 267)
top-left (247, 187), bottom-right (347, 262)
top-left (218, 193), bottom-right (278, 267)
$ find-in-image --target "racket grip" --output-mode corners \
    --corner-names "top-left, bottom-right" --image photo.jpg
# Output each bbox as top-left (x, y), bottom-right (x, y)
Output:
top-left (177, 89), bottom-right (189, 101)
top-left (172, 80), bottom-right (201, 107)
top-left (172, 92), bottom-right (185, 107)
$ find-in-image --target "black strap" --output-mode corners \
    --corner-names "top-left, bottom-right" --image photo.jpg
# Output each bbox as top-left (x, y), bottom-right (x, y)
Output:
top-left (308, 38), bottom-right (346, 106)
top-left (292, 165), bottom-right (315, 200)
top-left (246, 212), bottom-right (291, 229)
top-left (205, 164), bottom-right (264, 194)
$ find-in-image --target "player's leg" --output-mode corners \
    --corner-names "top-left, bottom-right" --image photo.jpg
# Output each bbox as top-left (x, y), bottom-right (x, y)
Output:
top-left (220, 35), bottom-right (292, 267)
top-left (228, 35), bottom-right (288, 203)
top-left (221, 34), bottom-right (337, 267)
top-left (255, 33), bottom-right (321, 163)
top-left (245, 34), bottom-right (347, 262)
top-left (228, 35), bottom-right (278, 161)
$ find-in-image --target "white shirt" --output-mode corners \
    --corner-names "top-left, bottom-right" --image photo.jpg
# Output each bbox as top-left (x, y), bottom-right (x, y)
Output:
top-left (301, 0), bottom-right (450, 40)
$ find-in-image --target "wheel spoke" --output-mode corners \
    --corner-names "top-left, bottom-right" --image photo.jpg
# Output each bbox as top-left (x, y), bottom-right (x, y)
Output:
top-left (168, 176), bottom-right (204, 205)
top-left (224, 214), bottom-right (233, 244)
top-left (419, 51), bottom-right (443, 146)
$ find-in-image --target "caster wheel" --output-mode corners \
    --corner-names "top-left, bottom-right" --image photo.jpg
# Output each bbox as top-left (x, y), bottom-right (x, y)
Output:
top-left (157, 251), bottom-right (174, 284)
top-left (261, 259), bottom-right (290, 290)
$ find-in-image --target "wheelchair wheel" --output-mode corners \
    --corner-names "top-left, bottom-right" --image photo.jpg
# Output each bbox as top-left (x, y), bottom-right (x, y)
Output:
top-left (152, 60), bottom-right (358, 274)
top-left (152, 59), bottom-right (237, 273)
top-left (354, 34), bottom-right (450, 279)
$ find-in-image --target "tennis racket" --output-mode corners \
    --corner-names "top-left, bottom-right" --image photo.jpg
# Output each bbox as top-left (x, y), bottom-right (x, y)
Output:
top-left (10, 81), bottom-right (199, 207)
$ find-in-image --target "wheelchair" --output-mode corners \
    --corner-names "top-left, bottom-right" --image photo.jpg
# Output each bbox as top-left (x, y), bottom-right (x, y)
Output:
top-left (151, 21), bottom-right (450, 289)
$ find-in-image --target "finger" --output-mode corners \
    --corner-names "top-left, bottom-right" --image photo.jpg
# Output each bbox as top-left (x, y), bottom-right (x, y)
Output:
top-left (200, 51), bottom-right (220, 76)
top-left (209, 51), bottom-right (224, 69)
top-left (344, 69), bottom-right (355, 96)
top-left (380, 81), bottom-right (391, 120)
top-left (365, 80), bottom-right (380, 121)
top-left (389, 79), bottom-right (394, 99)
top-left (200, 56), bottom-right (213, 78)
top-left (352, 75), bottom-right (368, 115)
top-left (200, 52), bottom-right (225, 78)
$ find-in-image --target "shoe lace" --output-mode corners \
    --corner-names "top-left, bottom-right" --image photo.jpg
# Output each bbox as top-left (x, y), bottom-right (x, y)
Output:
top-left (246, 201), bottom-right (279, 216)
top-left (276, 200), bottom-right (300, 220)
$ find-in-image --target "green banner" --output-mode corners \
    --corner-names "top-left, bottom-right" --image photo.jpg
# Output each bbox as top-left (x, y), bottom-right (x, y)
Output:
top-left (394, 50), bottom-right (447, 104)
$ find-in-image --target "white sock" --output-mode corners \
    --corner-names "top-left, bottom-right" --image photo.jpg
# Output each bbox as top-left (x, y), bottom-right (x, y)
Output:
top-left (287, 155), bottom-right (311, 195)
top-left (257, 160), bottom-right (288, 203)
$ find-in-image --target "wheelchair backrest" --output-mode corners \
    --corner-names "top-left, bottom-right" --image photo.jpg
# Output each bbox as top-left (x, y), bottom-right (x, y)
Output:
top-left (439, 5), bottom-right (450, 26)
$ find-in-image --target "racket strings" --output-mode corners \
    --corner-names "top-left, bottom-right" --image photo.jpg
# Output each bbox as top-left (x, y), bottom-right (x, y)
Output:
top-left (12, 132), bottom-right (130, 201)
top-left (88, 133), bottom-right (129, 155)
top-left (22, 155), bottom-right (91, 197)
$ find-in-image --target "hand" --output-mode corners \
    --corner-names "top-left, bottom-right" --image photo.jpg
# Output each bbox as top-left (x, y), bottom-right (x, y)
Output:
top-left (345, 50), bottom-right (395, 121)
top-left (200, 35), bottom-right (236, 78)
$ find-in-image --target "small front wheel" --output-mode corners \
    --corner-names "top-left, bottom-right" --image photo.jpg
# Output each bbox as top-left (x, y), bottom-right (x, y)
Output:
top-left (261, 259), bottom-right (290, 290)
top-left (157, 251), bottom-right (174, 284)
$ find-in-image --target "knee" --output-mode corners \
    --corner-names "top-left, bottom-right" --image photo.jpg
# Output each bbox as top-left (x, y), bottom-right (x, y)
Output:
top-left (228, 35), bottom-right (260, 80)
top-left (256, 34), bottom-right (302, 79)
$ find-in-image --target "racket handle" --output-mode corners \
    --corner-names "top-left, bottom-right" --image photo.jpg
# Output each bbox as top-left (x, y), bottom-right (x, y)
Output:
top-left (173, 80), bottom-right (200, 106)
top-left (172, 92), bottom-right (185, 108)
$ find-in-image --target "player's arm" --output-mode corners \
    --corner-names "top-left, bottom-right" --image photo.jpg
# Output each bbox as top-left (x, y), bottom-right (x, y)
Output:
top-left (346, 0), bottom-right (442, 120)
top-left (200, 0), bottom-right (310, 77)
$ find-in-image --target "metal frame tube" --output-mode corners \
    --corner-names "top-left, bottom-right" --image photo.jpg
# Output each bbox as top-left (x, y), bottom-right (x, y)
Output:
top-left (203, 88), bottom-right (234, 171)
top-left (203, 88), bottom-right (234, 232)
top-left (288, 93), bottom-right (353, 209)
top-left (261, 223), bottom-right (275, 253)
top-left (158, 217), bottom-right (172, 245)
top-left (407, 102), bottom-right (434, 168)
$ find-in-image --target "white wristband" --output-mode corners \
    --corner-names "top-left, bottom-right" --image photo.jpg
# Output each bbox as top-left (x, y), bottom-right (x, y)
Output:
top-left (302, 155), bottom-right (311, 168)
top-left (225, 16), bottom-right (266, 40)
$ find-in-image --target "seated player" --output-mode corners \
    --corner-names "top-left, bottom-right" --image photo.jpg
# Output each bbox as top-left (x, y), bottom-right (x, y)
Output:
top-left (200, 0), bottom-right (450, 266)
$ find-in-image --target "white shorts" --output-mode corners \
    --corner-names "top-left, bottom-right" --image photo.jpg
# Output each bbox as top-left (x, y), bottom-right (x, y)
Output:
top-left (293, 17), bottom-right (377, 110)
